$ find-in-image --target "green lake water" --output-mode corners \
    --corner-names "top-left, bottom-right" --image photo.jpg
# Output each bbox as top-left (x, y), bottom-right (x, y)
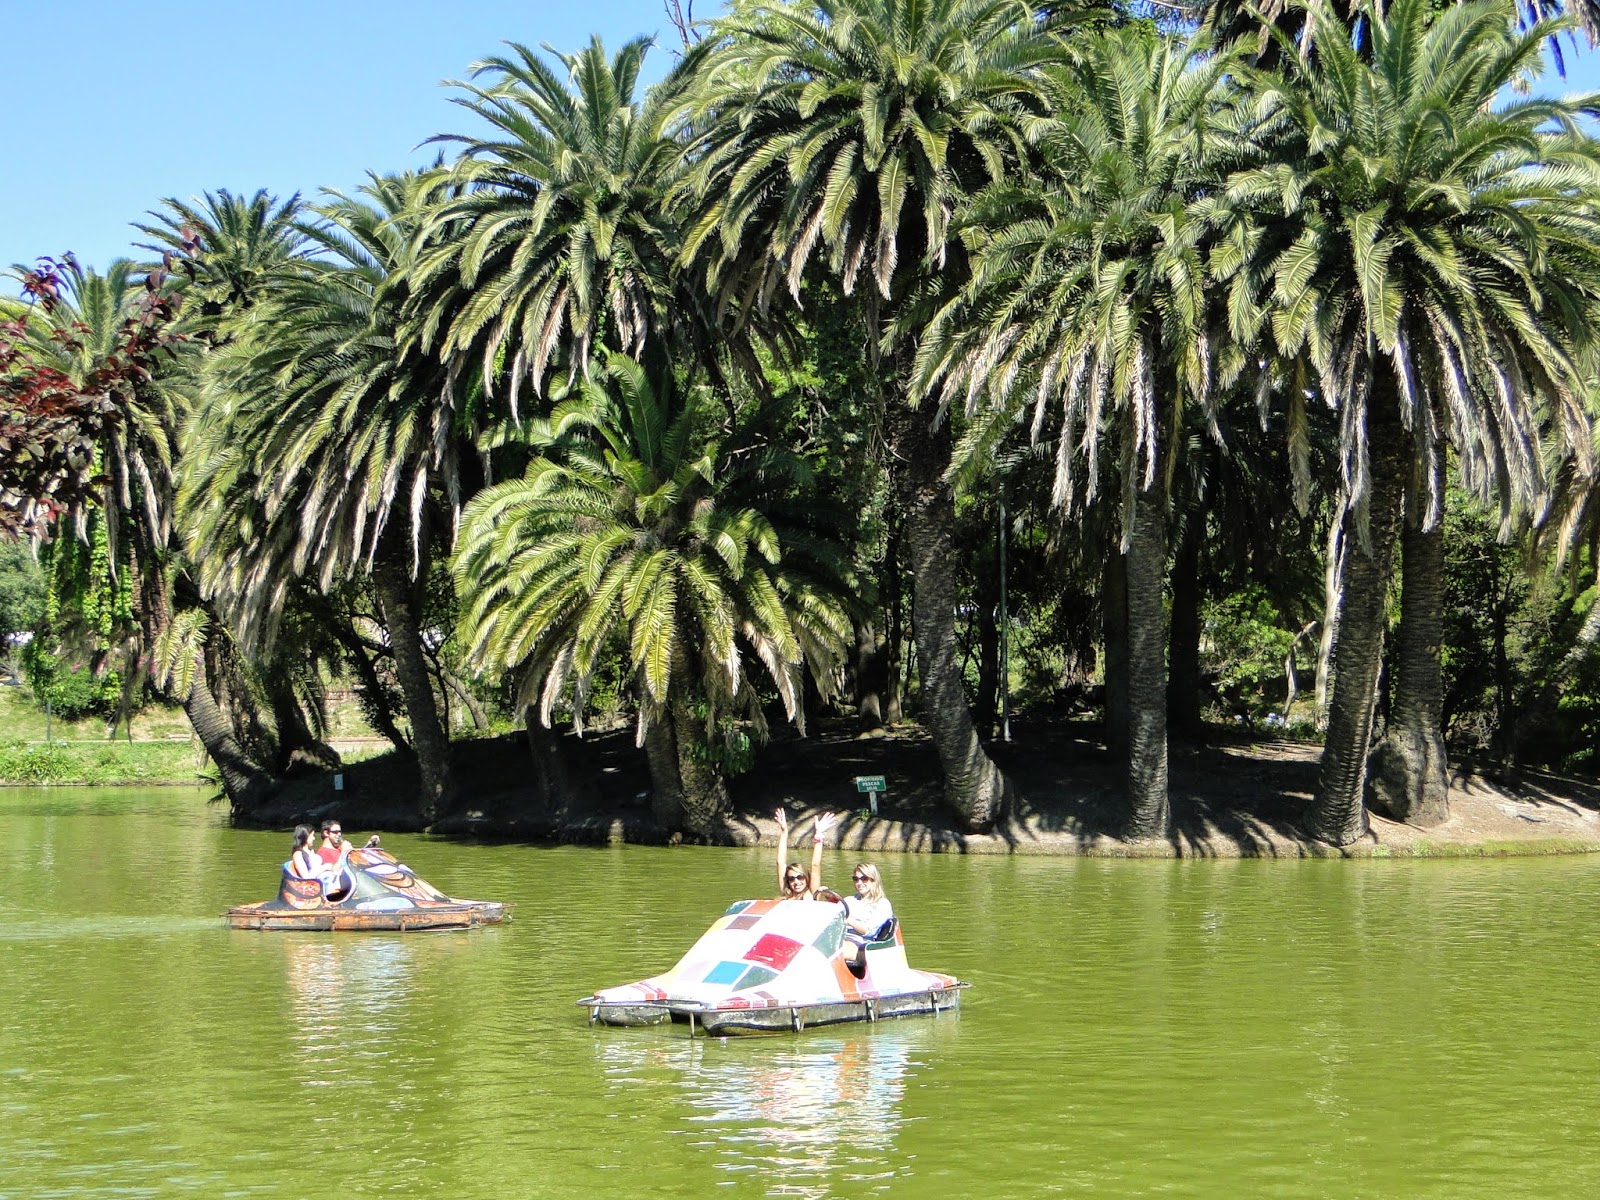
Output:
top-left (2, 787), bottom-right (1597, 1198)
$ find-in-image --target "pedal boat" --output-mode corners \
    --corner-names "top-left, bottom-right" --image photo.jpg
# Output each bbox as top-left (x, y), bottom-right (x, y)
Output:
top-left (225, 845), bottom-right (507, 931)
top-left (578, 897), bottom-right (966, 1036)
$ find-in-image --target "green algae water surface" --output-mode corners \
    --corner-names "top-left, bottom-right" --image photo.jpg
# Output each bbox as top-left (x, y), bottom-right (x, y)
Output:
top-left (2, 787), bottom-right (1598, 1198)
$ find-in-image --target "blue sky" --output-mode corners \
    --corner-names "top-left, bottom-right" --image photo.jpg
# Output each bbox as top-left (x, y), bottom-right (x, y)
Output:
top-left (2, 0), bottom-right (688, 276)
top-left (5, 2), bottom-right (1599, 282)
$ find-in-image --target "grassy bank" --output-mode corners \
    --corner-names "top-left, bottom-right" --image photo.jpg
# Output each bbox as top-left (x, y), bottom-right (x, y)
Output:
top-left (0, 687), bottom-right (203, 786)
top-left (0, 738), bottom-right (206, 786)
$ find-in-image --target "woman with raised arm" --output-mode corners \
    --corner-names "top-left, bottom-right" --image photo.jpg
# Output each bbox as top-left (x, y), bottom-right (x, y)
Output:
top-left (774, 808), bottom-right (839, 899)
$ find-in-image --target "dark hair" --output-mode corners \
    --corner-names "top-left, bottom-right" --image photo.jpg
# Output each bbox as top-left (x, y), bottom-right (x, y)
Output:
top-left (320, 819), bottom-right (335, 833)
top-left (292, 824), bottom-right (314, 851)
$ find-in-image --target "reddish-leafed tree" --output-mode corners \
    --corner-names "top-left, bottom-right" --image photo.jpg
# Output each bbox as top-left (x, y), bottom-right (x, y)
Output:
top-left (1, 252), bottom-right (193, 541)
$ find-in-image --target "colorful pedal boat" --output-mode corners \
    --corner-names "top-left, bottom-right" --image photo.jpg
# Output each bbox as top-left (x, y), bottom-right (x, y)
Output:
top-left (578, 897), bottom-right (967, 1036)
top-left (225, 846), bottom-right (507, 931)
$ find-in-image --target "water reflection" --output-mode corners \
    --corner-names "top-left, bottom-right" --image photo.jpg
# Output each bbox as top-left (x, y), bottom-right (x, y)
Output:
top-left (280, 935), bottom-right (416, 1080)
top-left (597, 1022), bottom-right (942, 1196)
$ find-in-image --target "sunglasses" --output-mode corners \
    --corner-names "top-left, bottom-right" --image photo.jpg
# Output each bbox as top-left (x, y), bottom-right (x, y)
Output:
top-left (852, 873), bottom-right (872, 881)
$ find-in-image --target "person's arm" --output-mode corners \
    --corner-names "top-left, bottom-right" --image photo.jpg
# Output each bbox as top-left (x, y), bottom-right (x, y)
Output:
top-left (774, 807), bottom-right (791, 895)
top-left (808, 812), bottom-right (839, 894)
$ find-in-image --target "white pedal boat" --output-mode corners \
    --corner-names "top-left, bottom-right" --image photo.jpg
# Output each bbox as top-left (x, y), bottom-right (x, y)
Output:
top-left (579, 896), bottom-right (967, 1036)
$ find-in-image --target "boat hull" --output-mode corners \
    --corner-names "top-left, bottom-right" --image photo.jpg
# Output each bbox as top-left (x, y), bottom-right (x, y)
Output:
top-left (586, 984), bottom-right (963, 1035)
top-left (224, 900), bottom-right (506, 932)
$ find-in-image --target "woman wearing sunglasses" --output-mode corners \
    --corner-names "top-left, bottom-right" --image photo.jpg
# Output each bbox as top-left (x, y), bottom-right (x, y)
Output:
top-left (842, 863), bottom-right (892, 975)
top-left (773, 807), bottom-right (839, 900)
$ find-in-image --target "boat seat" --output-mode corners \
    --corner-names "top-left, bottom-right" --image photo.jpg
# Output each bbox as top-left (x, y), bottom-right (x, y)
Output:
top-left (866, 916), bottom-right (897, 947)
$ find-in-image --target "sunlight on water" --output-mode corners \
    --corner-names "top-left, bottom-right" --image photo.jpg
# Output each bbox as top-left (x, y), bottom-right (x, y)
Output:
top-left (3, 788), bottom-right (1599, 1198)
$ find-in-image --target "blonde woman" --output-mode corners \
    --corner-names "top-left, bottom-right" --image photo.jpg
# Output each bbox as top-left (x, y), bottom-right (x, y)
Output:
top-left (774, 808), bottom-right (840, 899)
top-left (841, 862), bottom-right (893, 973)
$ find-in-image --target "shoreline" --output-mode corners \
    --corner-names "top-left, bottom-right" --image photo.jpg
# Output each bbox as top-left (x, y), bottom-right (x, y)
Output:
top-left (11, 719), bottom-right (1600, 860)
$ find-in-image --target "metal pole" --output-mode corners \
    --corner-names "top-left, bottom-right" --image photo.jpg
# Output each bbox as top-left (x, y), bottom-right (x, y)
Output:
top-left (999, 497), bottom-right (1011, 743)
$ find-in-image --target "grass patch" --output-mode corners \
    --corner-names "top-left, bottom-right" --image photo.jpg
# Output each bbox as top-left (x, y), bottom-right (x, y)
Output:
top-left (1405, 837), bottom-right (1600, 858)
top-left (0, 738), bottom-right (205, 786)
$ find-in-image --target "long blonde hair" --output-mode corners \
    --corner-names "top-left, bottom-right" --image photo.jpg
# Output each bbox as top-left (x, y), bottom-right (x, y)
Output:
top-left (851, 862), bottom-right (883, 902)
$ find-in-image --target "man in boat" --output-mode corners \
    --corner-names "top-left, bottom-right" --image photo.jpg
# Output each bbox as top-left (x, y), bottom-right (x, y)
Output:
top-left (317, 822), bottom-right (379, 901)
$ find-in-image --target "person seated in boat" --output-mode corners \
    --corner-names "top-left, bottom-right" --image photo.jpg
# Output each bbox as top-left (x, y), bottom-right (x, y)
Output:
top-left (317, 822), bottom-right (378, 900)
top-left (287, 825), bottom-right (323, 882)
top-left (774, 808), bottom-right (839, 900)
top-left (842, 862), bottom-right (893, 975)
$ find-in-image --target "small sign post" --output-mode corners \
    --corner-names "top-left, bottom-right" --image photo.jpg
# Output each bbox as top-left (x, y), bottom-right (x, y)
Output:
top-left (854, 774), bottom-right (887, 816)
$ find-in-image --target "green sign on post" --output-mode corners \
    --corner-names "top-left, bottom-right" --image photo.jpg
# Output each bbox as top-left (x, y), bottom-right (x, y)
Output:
top-left (854, 775), bottom-right (885, 816)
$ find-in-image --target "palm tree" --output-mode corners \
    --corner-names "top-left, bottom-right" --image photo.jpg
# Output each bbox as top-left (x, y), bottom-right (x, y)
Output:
top-left (136, 189), bottom-right (310, 332)
top-left (408, 35), bottom-right (717, 410)
top-left (182, 173), bottom-right (464, 821)
top-left (4, 256), bottom-right (285, 803)
top-left (678, 0), bottom-right (1079, 830)
top-left (1222, 0), bottom-right (1600, 842)
top-left (916, 28), bottom-right (1243, 836)
top-left (452, 353), bottom-right (854, 836)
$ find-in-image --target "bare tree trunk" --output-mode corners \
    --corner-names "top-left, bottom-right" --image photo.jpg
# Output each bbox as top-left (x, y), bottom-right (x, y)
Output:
top-left (1310, 382), bottom-right (1407, 845)
top-left (444, 668), bottom-right (491, 732)
top-left (1167, 518), bottom-right (1203, 738)
top-left (372, 531), bottom-right (452, 823)
top-left (1126, 480), bottom-right (1170, 838)
top-left (1368, 451), bottom-right (1450, 827)
top-left (890, 400), bottom-right (1016, 831)
top-left (331, 625), bottom-right (410, 751)
top-left (267, 671), bottom-right (340, 774)
top-left (854, 616), bottom-right (888, 732)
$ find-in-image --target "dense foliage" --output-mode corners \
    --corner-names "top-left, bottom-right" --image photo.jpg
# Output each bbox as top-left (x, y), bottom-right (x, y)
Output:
top-left (8, 0), bottom-right (1600, 844)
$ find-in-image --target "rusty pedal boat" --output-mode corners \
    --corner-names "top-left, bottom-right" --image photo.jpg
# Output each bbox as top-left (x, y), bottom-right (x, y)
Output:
top-left (579, 897), bottom-right (967, 1036)
top-left (226, 845), bottom-right (507, 931)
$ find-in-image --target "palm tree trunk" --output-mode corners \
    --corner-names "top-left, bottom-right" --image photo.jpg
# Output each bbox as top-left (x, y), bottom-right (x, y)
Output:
top-left (975, 595), bottom-right (1000, 736)
top-left (884, 514), bottom-right (904, 725)
top-left (523, 712), bottom-right (588, 816)
top-left (1103, 544), bottom-right (1130, 756)
top-left (1126, 480), bottom-right (1170, 838)
top-left (890, 400), bottom-right (1016, 831)
top-left (1168, 519), bottom-right (1203, 738)
top-left (372, 532), bottom-right (452, 823)
top-left (184, 658), bottom-right (275, 812)
top-left (1368, 451), bottom-right (1449, 826)
top-left (670, 694), bottom-right (730, 839)
top-left (1310, 383), bottom-right (1407, 845)
top-left (642, 715), bottom-right (686, 832)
